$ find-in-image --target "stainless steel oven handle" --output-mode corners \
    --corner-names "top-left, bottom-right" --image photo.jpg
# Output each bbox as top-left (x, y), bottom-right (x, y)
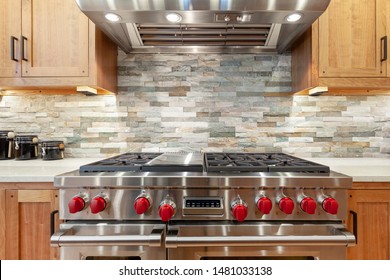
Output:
top-left (51, 228), bottom-right (163, 247)
top-left (166, 230), bottom-right (356, 248)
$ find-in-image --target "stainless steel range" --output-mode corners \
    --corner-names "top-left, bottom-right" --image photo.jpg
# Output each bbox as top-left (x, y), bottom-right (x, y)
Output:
top-left (51, 152), bottom-right (355, 260)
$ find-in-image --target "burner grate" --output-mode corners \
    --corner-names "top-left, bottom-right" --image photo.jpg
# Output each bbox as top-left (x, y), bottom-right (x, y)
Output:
top-left (79, 153), bottom-right (162, 173)
top-left (204, 153), bottom-right (330, 173)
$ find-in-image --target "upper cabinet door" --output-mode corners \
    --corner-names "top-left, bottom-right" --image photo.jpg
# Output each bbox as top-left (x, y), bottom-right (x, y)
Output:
top-left (0, 0), bottom-right (21, 78)
top-left (21, 0), bottom-right (89, 77)
top-left (318, 0), bottom-right (387, 77)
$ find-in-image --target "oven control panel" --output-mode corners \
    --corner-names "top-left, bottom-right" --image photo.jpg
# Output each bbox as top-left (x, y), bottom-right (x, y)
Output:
top-left (183, 197), bottom-right (224, 215)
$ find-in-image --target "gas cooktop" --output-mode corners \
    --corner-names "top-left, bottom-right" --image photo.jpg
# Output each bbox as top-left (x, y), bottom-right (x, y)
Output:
top-left (79, 152), bottom-right (330, 174)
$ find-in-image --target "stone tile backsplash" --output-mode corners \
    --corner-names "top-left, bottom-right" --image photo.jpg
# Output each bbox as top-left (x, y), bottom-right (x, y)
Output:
top-left (0, 52), bottom-right (389, 158)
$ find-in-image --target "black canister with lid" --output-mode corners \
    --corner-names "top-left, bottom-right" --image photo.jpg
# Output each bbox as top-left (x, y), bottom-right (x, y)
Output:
top-left (0, 131), bottom-right (15, 160)
top-left (14, 135), bottom-right (39, 160)
top-left (40, 140), bottom-right (65, 160)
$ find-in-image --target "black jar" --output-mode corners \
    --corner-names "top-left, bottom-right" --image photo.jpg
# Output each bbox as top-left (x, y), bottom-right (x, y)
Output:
top-left (40, 140), bottom-right (65, 160)
top-left (14, 135), bottom-right (39, 160)
top-left (0, 131), bottom-right (15, 160)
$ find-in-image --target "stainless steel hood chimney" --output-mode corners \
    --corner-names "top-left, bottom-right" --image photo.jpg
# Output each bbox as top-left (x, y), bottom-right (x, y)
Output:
top-left (75, 0), bottom-right (330, 54)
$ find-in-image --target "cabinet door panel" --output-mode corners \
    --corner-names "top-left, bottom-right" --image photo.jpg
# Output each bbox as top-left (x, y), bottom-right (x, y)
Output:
top-left (21, 0), bottom-right (89, 77)
top-left (0, 0), bottom-right (21, 77)
top-left (319, 0), bottom-right (387, 77)
top-left (5, 190), bottom-right (59, 260)
top-left (348, 190), bottom-right (390, 260)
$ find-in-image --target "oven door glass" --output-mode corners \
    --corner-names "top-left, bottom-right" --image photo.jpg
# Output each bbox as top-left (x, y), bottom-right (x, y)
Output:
top-left (51, 222), bottom-right (166, 260)
top-left (166, 222), bottom-right (355, 260)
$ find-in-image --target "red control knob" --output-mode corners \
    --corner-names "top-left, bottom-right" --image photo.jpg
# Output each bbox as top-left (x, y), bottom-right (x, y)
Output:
top-left (300, 197), bottom-right (316, 214)
top-left (279, 197), bottom-right (294, 214)
top-left (322, 197), bottom-right (338, 215)
top-left (257, 197), bottom-right (272, 214)
top-left (134, 197), bottom-right (151, 215)
top-left (68, 196), bottom-right (86, 214)
top-left (90, 196), bottom-right (107, 214)
top-left (232, 204), bottom-right (248, 222)
top-left (159, 203), bottom-right (175, 222)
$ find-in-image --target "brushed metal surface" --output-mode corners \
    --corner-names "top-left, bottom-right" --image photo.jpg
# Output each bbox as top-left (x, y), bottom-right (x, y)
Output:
top-left (166, 223), bottom-right (355, 247)
top-left (52, 223), bottom-right (166, 260)
top-left (51, 223), bottom-right (164, 246)
top-left (54, 170), bottom-right (352, 188)
top-left (59, 187), bottom-right (348, 221)
top-left (74, 0), bottom-right (331, 53)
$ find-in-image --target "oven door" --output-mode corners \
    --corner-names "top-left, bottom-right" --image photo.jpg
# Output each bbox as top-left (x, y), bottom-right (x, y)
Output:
top-left (51, 222), bottom-right (166, 260)
top-left (166, 222), bottom-right (355, 260)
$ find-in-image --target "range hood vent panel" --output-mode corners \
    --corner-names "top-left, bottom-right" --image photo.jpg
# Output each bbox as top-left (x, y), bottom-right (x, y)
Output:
top-left (75, 0), bottom-right (331, 54)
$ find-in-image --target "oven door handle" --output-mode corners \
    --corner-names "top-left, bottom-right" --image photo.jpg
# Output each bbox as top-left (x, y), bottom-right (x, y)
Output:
top-left (166, 228), bottom-right (356, 248)
top-left (51, 227), bottom-right (164, 247)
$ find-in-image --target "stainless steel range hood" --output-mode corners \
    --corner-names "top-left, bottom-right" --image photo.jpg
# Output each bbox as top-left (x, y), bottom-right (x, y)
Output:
top-left (75, 0), bottom-right (330, 54)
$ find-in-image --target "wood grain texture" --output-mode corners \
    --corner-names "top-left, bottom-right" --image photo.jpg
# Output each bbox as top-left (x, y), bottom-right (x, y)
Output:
top-left (319, 0), bottom-right (386, 77)
top-left (0, 0), bottom-right (117, 94)
top-left (5, 190), bottom-right (19, 259)
top-left (0, 190), bottom-right (5, 259)
top-left (347, 189), bottom-right (390, 259)
top-left (291, 0), bottom-right (390, 92)
top-left (95, 27), bottom-right (118, 94)
top-left (21, 0), bottom-right (89, 77)
top-left (0, 0), bottom-right (21, 77)
top-left (3, 189), bottom-right (59, 259)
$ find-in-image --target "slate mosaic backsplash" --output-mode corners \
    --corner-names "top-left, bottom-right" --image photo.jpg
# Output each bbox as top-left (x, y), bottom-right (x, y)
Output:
top-left (0, 51), bottom-right (389, 158)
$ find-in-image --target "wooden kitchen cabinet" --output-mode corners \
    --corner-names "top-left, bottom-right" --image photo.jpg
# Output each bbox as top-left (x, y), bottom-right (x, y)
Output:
top-left (0, 0), bottom-right (20, 78)
top-left (347, 183), bottom-right (390, 260)
top-left (0, 186), bottom-right (60, 260)
top-left (292, 0), bottom-right (390, 92)
top-left (0, 0), bottom-right (117, 94)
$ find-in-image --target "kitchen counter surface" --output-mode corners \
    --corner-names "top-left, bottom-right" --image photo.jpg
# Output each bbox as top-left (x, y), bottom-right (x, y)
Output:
top-left (0, 157), bottom-right (389, 183)
top-left (304, 157), bottom-right (390, 183)
top-left (0, 158), bottom-right (103, 183)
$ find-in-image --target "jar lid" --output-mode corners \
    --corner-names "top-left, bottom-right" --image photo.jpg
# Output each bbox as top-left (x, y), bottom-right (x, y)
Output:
top-left (0, 130), bottom-right (13, 136)
top-left (16, 135), bottom-right (39, 142)
top-left (41, 140), bottom-right (64, 147)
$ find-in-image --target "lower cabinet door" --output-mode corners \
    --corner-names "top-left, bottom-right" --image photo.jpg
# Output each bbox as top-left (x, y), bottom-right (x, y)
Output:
top-left (347, 189), bottom-right (390, 260)
top-left (5, 189), bottom-right (59, 260)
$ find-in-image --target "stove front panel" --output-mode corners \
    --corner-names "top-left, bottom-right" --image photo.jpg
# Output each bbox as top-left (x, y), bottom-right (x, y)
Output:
top-left (59, 187), bottom-right (348, 221)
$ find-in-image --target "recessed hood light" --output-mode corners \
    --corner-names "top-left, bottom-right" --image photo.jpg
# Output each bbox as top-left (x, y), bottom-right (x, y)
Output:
top-left (105, 13), bottom-right (121, 22)
top-left (166, 12), bottom-right (182, 23)
top-left (286, 13), bottom-right (302, 22)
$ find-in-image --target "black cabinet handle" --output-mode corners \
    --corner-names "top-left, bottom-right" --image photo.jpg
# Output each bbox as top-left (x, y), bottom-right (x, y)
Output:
top-left (20, 36), bottom-right (28, 61)
top-left (381, 36), bottom-right (387, 62)
top-left (50, 210), bottom-right (59, 236)
top-left (350, 210), bottom-right (358, 244)
top-left (10, 36), bottom-right (18, 61)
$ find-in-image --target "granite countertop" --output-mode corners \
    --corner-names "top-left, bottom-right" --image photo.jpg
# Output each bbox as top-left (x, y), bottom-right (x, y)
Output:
top-left (0, 157), bottom-right (389, 183)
